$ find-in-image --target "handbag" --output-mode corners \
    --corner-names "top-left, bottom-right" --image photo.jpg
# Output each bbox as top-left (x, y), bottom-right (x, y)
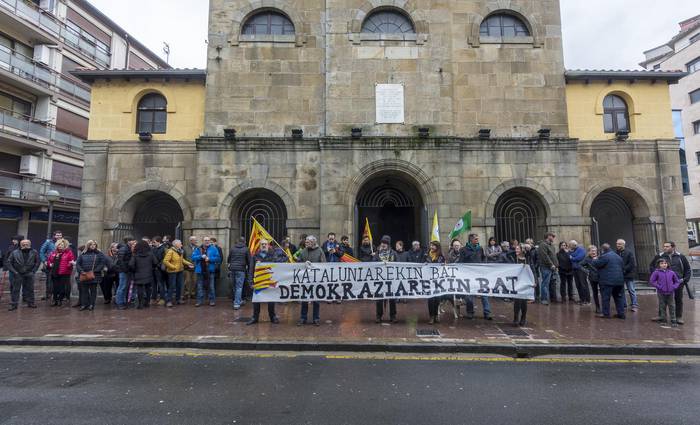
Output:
top-left (79, 254), bottom-right (97, 282)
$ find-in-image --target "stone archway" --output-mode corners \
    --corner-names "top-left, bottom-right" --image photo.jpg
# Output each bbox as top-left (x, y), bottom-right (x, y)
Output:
top-left (493, 187), bottom-right (548, 244)
top-left (230, 188), bottom-right (289, 246)
top-left (121, 190), bottom-right (185, 240)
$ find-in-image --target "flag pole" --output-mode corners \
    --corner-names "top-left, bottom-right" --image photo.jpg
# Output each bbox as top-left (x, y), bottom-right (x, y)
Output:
top-left (251, 216), bottom-right (293, 262)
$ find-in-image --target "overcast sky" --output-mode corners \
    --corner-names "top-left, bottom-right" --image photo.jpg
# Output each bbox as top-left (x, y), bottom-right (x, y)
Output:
top-left (88, 0), bottom-right (698, 70)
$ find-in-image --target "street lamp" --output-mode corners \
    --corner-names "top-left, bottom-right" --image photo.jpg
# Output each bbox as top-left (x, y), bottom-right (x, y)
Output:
top-left (45, 189), bottom-right (60, 240)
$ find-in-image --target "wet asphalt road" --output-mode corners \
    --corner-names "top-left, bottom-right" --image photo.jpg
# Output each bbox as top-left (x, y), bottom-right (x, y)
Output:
top-left (0, 350), bottom-right (698, 425)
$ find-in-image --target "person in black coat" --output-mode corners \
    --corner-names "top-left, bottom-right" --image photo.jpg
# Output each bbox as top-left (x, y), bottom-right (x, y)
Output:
top-left (615, 239), bottom-right (638, 311)
top-left (426, 241), bottom-right (445, 324)
top-left (227, 237), bottom-right (253, 310)
top-left (247, 240), bottom-right (286, 325)
top-left (357, 236), bottom-right (375, 262)
top-left (406, 241), bottom-right (426, 263)
top-left (6, 239), bottom-right (39, 310)
top-left (581, 245), bottom-right (601, 314)
top-left (557, 242), bottom-right (574, 302)
top-left (592, 244), bottom-right (625, 319)
top-left (75, 241), bottom-right (110, 311)
top-left (128, 240), bottom-right (157, 309)
top-left (648, 241), bottom-right (692, 324)
top-left (340, 236), bottom-right (354, 258)
top-left (459, 234), bottom-right (492, 320)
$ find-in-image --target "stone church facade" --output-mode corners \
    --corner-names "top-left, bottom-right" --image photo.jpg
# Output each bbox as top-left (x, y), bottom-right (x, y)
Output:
top-left (75, 0), bottom-right (687, 283)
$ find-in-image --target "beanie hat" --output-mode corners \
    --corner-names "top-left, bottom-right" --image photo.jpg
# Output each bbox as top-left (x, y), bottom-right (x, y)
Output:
top-left (380, 235), bottom-right (391, 245)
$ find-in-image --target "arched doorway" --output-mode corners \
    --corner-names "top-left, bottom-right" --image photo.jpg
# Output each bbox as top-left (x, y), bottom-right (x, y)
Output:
top-left (494, 188), bottom-right (548, 243)
top-left (232, 189), bottom-right (288, 244)
top-left (120, 191), bottom-right (184, 240)
top-left (356, 173), bottom-right (425, 247)
top-left (590, 188), bottom-right (656, 277)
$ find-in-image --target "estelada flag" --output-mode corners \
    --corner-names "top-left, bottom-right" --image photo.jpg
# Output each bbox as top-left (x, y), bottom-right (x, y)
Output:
top-left (248, 217), bottom-right (274, 255)
top-left (340, 253), bottom-right (360, 263)
top-left (363, 217), bottom-right (373, 246)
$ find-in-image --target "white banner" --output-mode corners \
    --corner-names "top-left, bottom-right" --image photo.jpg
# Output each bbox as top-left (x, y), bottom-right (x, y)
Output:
top-left (252, 262), bottom-right (535, 303)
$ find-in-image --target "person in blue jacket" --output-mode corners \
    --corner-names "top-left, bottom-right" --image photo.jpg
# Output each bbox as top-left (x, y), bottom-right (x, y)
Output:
top-left (192, 236), bottom-right (222, 307)
top-left (569, 240), bottom-right (590, 304)
top-left (592, 243), bottom-right (626, 320)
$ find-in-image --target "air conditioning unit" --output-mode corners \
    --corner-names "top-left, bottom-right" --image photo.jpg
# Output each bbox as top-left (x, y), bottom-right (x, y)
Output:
top-left (20, 155), bottom-right (39, 176)
top-left (33, 45), bottom-right (52, 66)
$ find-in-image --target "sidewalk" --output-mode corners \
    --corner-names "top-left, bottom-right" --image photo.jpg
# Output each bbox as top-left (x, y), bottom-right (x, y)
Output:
top-left (0, 291), bottom-right (697, 357)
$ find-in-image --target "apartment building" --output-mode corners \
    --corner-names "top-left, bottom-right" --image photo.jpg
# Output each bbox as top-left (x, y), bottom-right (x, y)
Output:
top-left (641, 15), bottom-right (700, 245)
top-left (0, 0), bottom-right (168, 246)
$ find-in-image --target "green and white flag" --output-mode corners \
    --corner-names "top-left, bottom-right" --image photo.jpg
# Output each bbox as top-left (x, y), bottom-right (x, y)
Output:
top-left (449, 211), bottom-right (472, 240)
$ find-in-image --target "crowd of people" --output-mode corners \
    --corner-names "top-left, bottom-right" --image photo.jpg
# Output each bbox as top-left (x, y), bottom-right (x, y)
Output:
top-left (0, 229), bottom-right (694, 329)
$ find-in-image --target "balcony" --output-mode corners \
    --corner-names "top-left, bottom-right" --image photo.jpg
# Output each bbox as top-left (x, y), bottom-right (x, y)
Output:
top-left (0, 170), bottom-right (81, 208)
top-left (0, 45), bottom-right (91, 102)
top-left (0, 107), bottom-right (83, 154)
top-left (0, 0), bottom-right (61, 44)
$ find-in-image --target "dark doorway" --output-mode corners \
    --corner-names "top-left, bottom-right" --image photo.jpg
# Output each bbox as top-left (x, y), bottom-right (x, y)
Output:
top-left (233, 189), bottom-right (288, 245)
top-left (494, 188), bottom-right (548, 244)
top-left (356, 175), bottom-right (425, 247)
top-left (130, 191), bottom-right (184, 239)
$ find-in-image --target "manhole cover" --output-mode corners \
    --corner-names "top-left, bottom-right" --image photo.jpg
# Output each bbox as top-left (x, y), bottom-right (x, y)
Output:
top-left (499, 327), bottom-right (528, 337)
top-left (233, 317), bottom-right (251, 323)
top-left (416, 329), bottom-right (441, 337)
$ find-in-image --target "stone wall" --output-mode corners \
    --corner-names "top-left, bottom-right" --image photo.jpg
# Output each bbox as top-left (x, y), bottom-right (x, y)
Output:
top-left (205, 0), bottom-right (568, 139)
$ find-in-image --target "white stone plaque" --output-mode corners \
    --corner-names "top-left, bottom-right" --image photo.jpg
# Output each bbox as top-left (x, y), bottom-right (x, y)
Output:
top-left (375, 83), bottom-right (405, 124)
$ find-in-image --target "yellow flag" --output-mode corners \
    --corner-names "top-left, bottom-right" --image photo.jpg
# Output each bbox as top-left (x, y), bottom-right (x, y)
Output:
top-left (431, 210), bottom-right (440, 242)
top-left (248, 217), bottom-right (274, 254)
top-left (363, 217), bottom-right (373, 246)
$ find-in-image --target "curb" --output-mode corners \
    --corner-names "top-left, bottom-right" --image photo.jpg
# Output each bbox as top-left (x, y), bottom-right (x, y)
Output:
top-left (1, 337), bottom-right (699, 358)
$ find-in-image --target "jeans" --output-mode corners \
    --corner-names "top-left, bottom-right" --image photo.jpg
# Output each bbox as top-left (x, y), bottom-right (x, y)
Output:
top-left (116, 272), bottom-right (129, 306)
top-left (80, 282), bottom-right (98, 308)
top-left (539, 267), bottom-right (553, 303)
top-left (231, 271), bottom-right (246, 307)
top-left (559, 272), bottom-right (574, 300)
top-left (600, 285), bottom-right (625, 318)
top-left (657, 293), bottom-right (676, 323)
top-left (52, 275), bottom-right (70, 302)
top-left (196, 272), bottom-right (216, 304)
top-left (624, 279), bottom-right (638, 308)
top-left (153, 270), bottom-right (167, 300)
top-left (167, 272), bottom-right (184, 304)
top-left (10, 273), bottom-right (35, 306)
top-left (466, 296), bottom-right (491, 317)
top-left (300, 302), bottom-right (320, 322)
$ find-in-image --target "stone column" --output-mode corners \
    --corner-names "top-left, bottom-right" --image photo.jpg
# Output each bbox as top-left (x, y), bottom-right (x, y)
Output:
top-left (656, 140), bottom-right (688, 252)
top-left (78, 142), bottom-right (109, 247)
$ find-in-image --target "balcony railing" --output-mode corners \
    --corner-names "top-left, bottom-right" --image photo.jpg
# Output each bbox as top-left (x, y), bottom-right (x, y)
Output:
top-left (0, 170), bottom-right (81, 207)
top-left (0, 0), bottom-right (110, 67)
top-left (0, 0), bottom-right (61, 38)
top-left (0, 45), bottom-right (91, 102)
top-left (0, 107), bottom-right (83, 153)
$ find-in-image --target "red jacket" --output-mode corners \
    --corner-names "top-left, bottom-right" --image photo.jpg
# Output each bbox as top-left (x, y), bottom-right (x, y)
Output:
top-left (48, 249), bottom-right (75, 276)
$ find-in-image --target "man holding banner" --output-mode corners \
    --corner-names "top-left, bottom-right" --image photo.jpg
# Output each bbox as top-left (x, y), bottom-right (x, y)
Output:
top-left (459, 234), bottom-right (493, 320)
top-left (296, 235), bottom-right (326, 326)
top-left (247, 239), bottom-right (284, 325)
top-left (373, 235), bottom-right (398, 323)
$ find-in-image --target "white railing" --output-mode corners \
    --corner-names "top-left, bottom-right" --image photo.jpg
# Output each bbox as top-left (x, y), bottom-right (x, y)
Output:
top-left (0, 108), bottom-right (83, 153)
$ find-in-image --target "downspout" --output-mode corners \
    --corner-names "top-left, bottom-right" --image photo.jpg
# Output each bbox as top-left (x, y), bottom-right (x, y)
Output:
top-left (124, 33), bottom-right (130, 69)
top-left (323, 0), bottom-right (328, 137)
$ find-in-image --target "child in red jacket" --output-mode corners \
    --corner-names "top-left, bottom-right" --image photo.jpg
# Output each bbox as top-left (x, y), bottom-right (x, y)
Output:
top-left (649, 259), bottom-right (681, 327)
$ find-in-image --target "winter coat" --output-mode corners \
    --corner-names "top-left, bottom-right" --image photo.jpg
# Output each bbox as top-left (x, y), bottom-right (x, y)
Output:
top-left (47, 249), bottom-right (75, 276)
top-left (253, 248), bottom-right (288, 265)
top-left (569, 246), bottom-right (586, 270)
top-left (537, 241), bottom-right (558, 268)
top-left (322, 240), bottom-right (342, 262)
top-left (426, 253), bottom-right (445, 264)
top-left (39, 239), bottom-right (56, 263)
top-left (446, 249), bottom-right (461, 264)
top-left (115, 244), bottom-right (132, 274)
top-left (580, 256), bottom-right (599, 283)
top-left (153, 244), bottom-right (167, 265)
top-left (341, 244), bottom-right (354, 258)
top-left (6, 248), bottom-right (40, 276)
top-left (649, 269), bottom-right (681, 295)
top-left (459, 244), bottom-right (485, 264)
top-left (192, 244), bottom-right (222, 274)
top-left (128, 251), bottom-right (158, 285)
top-left (485, 245), bottom-right (502, 263)
top-left (184, 243), bottom-right (198, 262)
top-left (358, 245), bottom-right (375, 262)
top-left (616, 249), bottom-right (637, 280)
top-left (649, 252), bottom-right (691, 284)
top-left (395, 251), bottom-right (409, 262)
top-left (406, 248), bottom-right (426, 263)
top-left (76, 250), bottom-right (110, 283)
top-left (592, 251), bottom-right (625, 286)
top-left (296, 246), bottom-right (326, 263)
top-left (557, 249), bottom-right (573, 275)
top-left (227, 242), bottom-right (253, 272)
top-left (163, 247), bottom-right (192, 274)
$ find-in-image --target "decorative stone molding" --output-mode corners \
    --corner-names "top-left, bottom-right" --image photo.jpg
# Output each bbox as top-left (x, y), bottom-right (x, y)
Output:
top-left (113, 180), bottom-right (193, 223)
top-left (219, 178), bottom-right (298, 222)
top-left (484, 178), bottom-right (557, 219)
top-left (228, 1), bottom-right (306, 47)
top-left (349, 0), bottom-right (429, 45)
top-left (580, 183), bottom-right (654, 219)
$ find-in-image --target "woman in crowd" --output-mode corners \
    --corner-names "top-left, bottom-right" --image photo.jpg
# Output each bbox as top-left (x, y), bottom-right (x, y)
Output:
top-left (128, 240), bottom-right (157, 309)
top-left (426, 240), bottom-right (445, 325)
top-left (557, 241), bottom-right (574, 303)
top-left (581, 245), bottom-right (601, 314)
top-left (513, 244), bottom-right (531, 327)
top-left (47, 239), bottom-right (74, 307)
top-left (485, 237), bottom-right (501, 263)
top-left (75, 241), bottom-right (109, 311)
top-left (162, 239), bottom-right (193, 308)
top-left (100, 242), bottom-right (119, 304)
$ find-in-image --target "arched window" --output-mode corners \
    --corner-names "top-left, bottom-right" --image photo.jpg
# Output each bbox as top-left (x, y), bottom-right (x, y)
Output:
top-left (362, 9), bottom-right (415, 34)
top-left (242, 11), bottom-right (294, 35)
top-left (136, 93), bottom-right (167, 134)
top-left (480, 14), bottom-right (530, 37)
top-left (603, 94), bottom-right (630, 133)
